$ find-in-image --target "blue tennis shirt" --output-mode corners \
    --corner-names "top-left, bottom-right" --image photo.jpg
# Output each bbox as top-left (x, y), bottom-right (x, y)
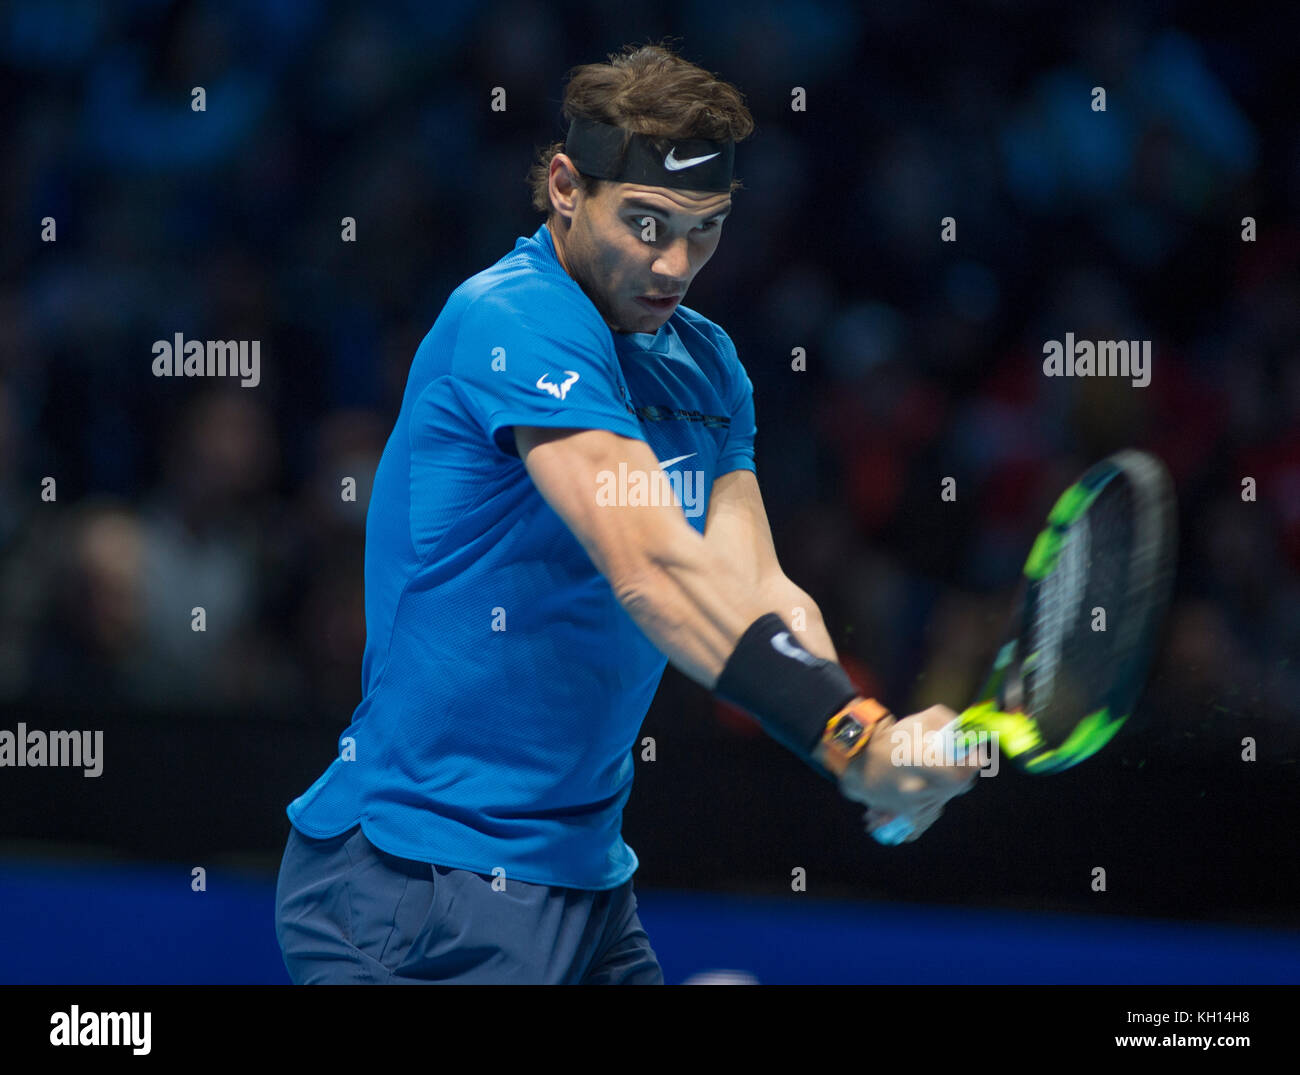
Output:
top-left (287, 221), bottom-right (757, 889)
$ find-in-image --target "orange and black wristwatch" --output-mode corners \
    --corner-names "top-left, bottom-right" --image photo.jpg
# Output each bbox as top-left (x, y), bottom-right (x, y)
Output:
top-left (817, 697), bottom-right (892, 778)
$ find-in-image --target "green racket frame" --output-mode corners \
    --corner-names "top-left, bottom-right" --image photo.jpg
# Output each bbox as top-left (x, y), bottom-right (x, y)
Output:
top-left (944, 449), bottom-right (1176, 774)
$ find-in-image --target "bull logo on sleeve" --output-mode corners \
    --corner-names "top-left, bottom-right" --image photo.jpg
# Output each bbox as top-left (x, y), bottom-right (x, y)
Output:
top-left (536, 371), bottom-right (581, 400)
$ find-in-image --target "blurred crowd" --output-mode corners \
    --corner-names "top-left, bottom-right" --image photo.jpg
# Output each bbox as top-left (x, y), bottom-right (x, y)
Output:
top-left (2, 1), bottom-right (1297, 739)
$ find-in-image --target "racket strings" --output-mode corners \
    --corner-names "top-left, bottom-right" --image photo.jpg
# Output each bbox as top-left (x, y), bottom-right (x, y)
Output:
top-left (1026, 510), bottom-right (1090, 715)
top-left (1028, 481), bottom-right (1136, 745)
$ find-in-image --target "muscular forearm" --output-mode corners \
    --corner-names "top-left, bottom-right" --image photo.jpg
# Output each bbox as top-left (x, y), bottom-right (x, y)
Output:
top-left (615, 532), bottom-right (838, 689)
top-left (753, 575), bottom-right (838, 664)
top-left (615, 529), bottom-right (763, 688)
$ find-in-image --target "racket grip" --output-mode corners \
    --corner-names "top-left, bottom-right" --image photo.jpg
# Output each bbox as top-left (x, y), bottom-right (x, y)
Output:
top-left (940, 716), bottom-right (969, 759)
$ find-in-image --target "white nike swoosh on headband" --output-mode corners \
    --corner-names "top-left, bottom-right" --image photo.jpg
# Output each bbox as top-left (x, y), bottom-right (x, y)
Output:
top-left (657, 452), bottom-right (697, 469)
top-left (664, 148), bottom-right (720, 171)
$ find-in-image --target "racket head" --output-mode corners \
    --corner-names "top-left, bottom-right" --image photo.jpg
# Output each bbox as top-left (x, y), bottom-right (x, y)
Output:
top-left (953, 449), bottom-right (1177, 774)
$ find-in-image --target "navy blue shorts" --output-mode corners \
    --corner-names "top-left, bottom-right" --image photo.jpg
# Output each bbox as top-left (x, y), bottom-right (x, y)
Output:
top-left (274, 823), bottom-right (663, 984)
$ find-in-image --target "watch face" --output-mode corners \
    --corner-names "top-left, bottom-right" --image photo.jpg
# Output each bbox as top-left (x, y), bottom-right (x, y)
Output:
top-left (831, 716), bottom-right (863, 746)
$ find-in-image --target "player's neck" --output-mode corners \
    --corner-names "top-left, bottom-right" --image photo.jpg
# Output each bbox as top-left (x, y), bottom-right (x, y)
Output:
top-left (547, 218), bottom-right (572, 277)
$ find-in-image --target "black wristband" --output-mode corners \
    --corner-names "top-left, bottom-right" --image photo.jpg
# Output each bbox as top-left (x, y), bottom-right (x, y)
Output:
top-left (714, 613), bottom-right (859, 770)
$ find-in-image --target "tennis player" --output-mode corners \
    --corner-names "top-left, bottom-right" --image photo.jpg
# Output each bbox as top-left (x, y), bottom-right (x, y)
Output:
top-left (274, 43), bottom-right (975, 985)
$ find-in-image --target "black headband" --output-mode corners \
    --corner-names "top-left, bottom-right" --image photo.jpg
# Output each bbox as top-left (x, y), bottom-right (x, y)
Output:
top-left (563, 116), bottom-right (734, 193)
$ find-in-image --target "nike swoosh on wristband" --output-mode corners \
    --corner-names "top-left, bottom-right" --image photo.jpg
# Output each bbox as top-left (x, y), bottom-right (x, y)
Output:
top-left (771, 631), bottom-right (822, 667)
top-left (657, 452), bottom-right (697, 469)
top-left (664, 148), bottom-right (721, 171)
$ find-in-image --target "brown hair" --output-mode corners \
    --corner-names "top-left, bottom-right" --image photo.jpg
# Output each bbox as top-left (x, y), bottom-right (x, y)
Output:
top-left (527, 40), bottom-right (755, 216)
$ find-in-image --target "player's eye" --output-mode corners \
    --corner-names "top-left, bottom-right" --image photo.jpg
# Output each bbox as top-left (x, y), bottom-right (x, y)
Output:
top-left (629, 216), bottom-right (719, 238)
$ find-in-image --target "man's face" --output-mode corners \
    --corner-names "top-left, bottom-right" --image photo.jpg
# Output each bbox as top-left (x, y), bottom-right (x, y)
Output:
top-left (551, 161), bottom-right (731, 334)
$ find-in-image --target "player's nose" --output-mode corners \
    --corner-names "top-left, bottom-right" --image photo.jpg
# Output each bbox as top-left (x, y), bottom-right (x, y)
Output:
top-left (651, 238), bottom-right (691, 279)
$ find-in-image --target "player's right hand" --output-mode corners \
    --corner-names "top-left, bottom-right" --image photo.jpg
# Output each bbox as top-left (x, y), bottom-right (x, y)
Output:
top-left (835, 705), bottom-right (976, 842)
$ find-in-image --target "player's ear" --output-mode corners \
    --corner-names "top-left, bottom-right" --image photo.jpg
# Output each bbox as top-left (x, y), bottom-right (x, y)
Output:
top-left (549, 154), bottom-right (582, 219)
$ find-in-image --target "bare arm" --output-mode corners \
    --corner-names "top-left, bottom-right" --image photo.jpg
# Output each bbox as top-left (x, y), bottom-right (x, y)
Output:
top-left (516, 426), bottom-right (776, 686)
top-left (701, 468), bottom-right (839, 664)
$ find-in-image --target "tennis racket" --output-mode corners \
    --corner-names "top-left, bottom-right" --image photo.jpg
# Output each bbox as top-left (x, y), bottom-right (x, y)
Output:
top-left (871, 449), bottom-right (1177, 844)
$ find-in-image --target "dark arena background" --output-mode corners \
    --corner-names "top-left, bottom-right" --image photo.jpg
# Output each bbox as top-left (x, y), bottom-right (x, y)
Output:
top-left (2, 0), bottom-right (1299, 1001)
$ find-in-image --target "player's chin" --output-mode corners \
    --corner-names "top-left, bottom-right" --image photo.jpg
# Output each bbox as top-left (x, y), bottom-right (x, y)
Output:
top-left (614, 305), bottom-right (660, 333)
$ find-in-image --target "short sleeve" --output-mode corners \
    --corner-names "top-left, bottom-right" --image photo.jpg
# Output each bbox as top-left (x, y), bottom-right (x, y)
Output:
top-left (714, 331), bottom-right (757, 476)
top-left (449, 289), bottom-right (646, 455)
